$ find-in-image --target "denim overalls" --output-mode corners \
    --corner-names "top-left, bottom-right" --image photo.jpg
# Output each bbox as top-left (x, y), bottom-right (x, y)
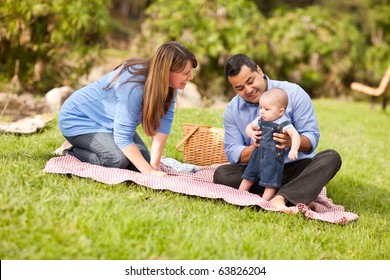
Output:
top-left (242, 118), bottom-right (290, 188)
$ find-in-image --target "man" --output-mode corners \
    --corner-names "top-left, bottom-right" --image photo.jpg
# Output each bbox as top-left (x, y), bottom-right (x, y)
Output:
top-left (213, 54), bottom-right (342, 213)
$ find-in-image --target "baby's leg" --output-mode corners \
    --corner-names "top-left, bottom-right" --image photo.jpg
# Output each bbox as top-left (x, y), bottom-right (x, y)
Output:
top-left (262, 187), bottom-right (276, 201)
top-left (239, 179), bottom-right (253, 191)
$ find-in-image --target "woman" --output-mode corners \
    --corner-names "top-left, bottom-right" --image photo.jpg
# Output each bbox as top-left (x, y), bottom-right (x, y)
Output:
top-left (58, 41), bottom-right (197, 176)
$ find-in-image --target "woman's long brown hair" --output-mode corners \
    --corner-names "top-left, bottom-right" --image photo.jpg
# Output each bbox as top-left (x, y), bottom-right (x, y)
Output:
top-left (106, 41), bottom-right (197, 136)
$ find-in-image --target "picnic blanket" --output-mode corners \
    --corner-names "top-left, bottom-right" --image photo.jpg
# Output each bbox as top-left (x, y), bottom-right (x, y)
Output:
top-left (44, 155), bottom-right (359, 224)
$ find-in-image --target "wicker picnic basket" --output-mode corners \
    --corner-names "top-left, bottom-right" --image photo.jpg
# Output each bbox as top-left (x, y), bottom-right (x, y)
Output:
top-left (175, 123), bottom-right (228, 166)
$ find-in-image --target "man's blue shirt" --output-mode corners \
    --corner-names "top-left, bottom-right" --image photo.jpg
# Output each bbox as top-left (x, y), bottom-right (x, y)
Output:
top-left (223, 75), bottom-right (320, 164)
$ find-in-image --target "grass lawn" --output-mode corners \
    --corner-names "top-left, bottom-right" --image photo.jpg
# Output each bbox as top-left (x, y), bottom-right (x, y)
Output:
top-left (0, 99), bottom-right (389, 260)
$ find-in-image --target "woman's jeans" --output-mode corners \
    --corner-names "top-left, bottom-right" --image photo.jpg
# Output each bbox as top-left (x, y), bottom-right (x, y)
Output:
top-left (213, 149), bottom-right (342, 205)
top-left (64, 132), bottom-right (150, 172)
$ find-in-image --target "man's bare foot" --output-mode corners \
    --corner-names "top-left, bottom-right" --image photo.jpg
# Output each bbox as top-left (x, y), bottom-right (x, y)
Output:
top-left (270, 195), bottom-right (295, 214)
top-left (308, 201), bottom-right (317, 212)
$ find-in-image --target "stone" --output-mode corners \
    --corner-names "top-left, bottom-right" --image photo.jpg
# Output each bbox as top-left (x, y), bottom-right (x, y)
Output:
top-left (45, 86), bottom-right (73, 113)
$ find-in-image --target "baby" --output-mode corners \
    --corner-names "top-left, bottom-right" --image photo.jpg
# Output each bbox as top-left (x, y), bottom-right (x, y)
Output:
top-left (239, 88), bottom-right (301, 201)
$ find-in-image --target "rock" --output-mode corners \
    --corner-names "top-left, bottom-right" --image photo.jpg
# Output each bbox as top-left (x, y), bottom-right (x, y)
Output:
top-left (210, 96), bottom-right (228, 109)
top-left (45, 86), bottom-right (74, 113)
top-left (177, 82), bottom-right (204, 108)
top-left (78, 65), bottom-right (109, 86)
top-left (0, 92), bottom-right (50, 121)
top-left (0, 113), bottom-right (54, 134)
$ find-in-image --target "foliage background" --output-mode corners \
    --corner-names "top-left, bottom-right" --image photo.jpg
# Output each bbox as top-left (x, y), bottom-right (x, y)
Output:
top-left (0, 0), bottom-right (389, 101)
top-left (0, 0), bottom-right (112, 92)
top-left (0, 0), bottom-right (389, 262)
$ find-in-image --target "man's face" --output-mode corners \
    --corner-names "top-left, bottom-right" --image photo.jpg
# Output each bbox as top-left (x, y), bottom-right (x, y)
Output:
top-left (227, 65), bottom-right (265, 104)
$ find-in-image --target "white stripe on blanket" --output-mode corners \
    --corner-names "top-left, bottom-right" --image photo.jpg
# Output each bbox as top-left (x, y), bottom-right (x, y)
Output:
top-left (44, 155), bottom-right (359, 224)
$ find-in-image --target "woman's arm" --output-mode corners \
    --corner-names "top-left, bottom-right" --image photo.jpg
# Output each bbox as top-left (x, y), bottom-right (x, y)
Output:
top-left (121, 144), bottom-right (166, 176)
top-left (150, 132), bottom-right (168, 170)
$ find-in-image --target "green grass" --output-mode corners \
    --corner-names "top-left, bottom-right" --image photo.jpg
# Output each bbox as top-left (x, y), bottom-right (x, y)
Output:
top-left (0, 99), bottom-right (389, 260)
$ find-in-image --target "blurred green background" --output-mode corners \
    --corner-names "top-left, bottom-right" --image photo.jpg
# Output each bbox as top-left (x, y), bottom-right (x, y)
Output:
top-left (1, 0), bottom-right (389, 102)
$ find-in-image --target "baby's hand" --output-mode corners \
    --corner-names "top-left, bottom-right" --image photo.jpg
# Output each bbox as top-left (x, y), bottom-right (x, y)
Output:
top-left (288, 149), bottom-right (298, 161)
top-left (246, 126), bottom-right (261, 144)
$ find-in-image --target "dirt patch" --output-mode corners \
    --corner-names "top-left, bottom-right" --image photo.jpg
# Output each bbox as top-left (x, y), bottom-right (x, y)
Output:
top-left (0, 92), bottom-right (54, 134)
top-left (0, 92), bottom-right (50, 122)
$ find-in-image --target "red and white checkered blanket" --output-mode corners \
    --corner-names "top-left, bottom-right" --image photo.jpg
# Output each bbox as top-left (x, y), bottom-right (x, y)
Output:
top-left (44, 155), bottom-right (359, 224)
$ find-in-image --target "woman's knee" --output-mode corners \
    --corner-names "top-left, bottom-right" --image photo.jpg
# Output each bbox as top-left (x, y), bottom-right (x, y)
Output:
top-left (100, 150), bottom-right (130, 169)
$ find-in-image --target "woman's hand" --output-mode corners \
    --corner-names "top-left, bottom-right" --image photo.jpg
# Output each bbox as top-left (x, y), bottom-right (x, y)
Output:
top-left (149, 169), bottom-right (167, 176)
top-left (150, 162), bottom-right (161, 171)
top-left (122, 145), bottom-right (166, 176)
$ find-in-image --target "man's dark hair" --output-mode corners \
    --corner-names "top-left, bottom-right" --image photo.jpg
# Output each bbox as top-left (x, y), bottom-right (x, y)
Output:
top-left (224, 54), bottom-right (258, 79)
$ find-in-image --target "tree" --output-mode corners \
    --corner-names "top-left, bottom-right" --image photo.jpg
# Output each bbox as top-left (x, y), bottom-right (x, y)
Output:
top-left (0, 0), bottom-right (112, 93)
top-left (362, 0), bottom-right (390, 82)
top-left (309, 0), bottom-right (390, 84)
top-left (131, 0), bottom-right (267, 100)
top-left (263, 6), bottom-right (365, 97)
top-left (131, 0), bottom-right (374, 99)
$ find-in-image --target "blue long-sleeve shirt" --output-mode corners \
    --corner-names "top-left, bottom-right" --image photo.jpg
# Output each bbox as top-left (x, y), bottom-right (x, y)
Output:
top-left (223, 75), bottom-right (320, 164)
top-left (59, 66), bottom-right (175, 149)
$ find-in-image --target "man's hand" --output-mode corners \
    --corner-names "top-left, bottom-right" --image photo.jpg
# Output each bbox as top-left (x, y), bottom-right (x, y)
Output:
top-left (273, 132), bottom-right (291, 149)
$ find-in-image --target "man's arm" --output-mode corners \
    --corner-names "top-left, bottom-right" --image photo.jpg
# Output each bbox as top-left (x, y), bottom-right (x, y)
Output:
top-left (223, 103), bottom-right (249, 164)
top-left (239, 144), bottom-right (257, 163)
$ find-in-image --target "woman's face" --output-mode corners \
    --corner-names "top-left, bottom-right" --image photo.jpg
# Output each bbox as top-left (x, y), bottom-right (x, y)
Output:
top-left (169, 60), bottom-right (194, 90)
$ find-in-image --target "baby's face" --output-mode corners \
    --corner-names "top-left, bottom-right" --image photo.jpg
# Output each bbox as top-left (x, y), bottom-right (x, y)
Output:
top-left (259, 98), bottom-right (282, 121)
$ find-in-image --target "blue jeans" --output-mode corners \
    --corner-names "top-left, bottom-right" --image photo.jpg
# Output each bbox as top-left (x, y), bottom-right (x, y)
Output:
top-left (213, 149), bottom-right (342, 205)
top-left (242, 146), bottom-right (284, 188)
top-left (64, 132), bottom-right (150, 171)
top-left (242, 119), bottom-right (285, 188)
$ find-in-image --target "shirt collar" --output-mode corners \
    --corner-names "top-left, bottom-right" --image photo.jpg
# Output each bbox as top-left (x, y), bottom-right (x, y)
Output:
top-left (238, 98), bottom-right (259, 110)
top-left (264, 74), bottom-right (273, 90)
